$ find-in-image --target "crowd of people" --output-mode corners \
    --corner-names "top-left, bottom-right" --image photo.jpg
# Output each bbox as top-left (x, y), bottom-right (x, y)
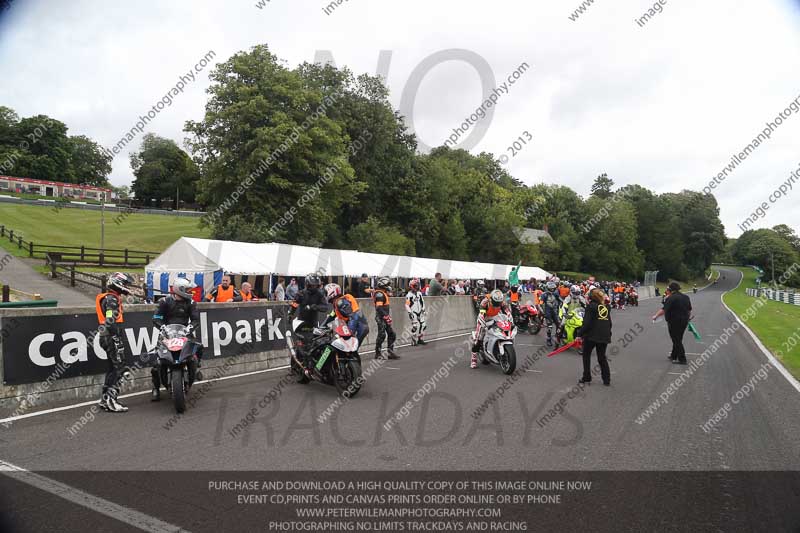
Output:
top-left (96, 267), bottom-right (690, 413)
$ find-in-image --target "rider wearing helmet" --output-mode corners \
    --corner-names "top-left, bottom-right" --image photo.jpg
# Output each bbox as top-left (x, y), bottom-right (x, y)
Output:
top-left (471, 289), bottom-right (512, 369)
top-left (373, 276), bottom-right (398, 359)
top-left (323, 283), bottom-right (369, 348)
top-left (405, 279), bottom-right (427, 346)
top-left (540, 281), bottom-right (563, 347)
top-left (289, 273), bottom-right (329, 372)
top-left (559, 284), bottom-right (588, 338)
top-left (95, 272), bottom-right (136, 413)
top-left (151, 277), bottom-right (202, 401)
top-left (472, 280), bottom-right (488, 313)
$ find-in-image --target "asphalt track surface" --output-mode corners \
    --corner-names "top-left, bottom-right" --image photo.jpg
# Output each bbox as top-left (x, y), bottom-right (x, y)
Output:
top-left (2, 268), bottom-right (800, 531)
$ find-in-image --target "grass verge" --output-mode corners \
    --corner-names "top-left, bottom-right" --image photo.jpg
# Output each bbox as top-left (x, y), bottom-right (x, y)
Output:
top-left (723, 266), bottom-right (800, 379)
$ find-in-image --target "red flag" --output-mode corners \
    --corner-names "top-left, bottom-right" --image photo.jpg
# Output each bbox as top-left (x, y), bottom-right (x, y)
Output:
top-left (547, 338), bottom-right (582, 357)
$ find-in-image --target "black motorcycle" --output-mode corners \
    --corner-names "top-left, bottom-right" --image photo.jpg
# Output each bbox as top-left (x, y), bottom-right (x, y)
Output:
top-left (153, 324), bottom-right (199, 413)
top-left (287, 317), bottom-right (363, 398)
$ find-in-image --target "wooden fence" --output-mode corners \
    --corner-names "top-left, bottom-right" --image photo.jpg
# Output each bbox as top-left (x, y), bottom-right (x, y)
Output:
top-left (0, 225), bottom-right (159, 267)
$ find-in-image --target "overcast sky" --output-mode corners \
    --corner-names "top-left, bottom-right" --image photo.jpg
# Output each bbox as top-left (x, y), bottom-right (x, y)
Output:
top-left (2, 0), bottom-right (799, 238)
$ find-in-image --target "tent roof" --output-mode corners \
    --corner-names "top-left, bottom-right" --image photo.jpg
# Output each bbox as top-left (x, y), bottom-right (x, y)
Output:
top-left (146, 237), bottom-right (551, 280)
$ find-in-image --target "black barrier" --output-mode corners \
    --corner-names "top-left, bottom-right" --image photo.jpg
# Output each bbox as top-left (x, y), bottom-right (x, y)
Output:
top-left (1, 304), bottom-right (294, 385)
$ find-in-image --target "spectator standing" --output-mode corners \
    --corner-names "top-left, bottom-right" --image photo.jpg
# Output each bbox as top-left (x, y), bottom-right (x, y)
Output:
top-left (273, 277), bottom-right (286, 301)
top-left (285, 278), bottom-right (299, 300)
top-left (576, 288), bottom-right (612, 386)
top-left (428, 273), bottom-right (444, 296)
top-left (351, 273), bottom-right (371, 298)
top-left (206, 275), bottom-right (242, 302)
top-left (652, 282), bottom-right (693, 365)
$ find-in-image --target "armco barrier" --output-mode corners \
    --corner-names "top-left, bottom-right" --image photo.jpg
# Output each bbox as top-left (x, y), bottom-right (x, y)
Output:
top-left (0, 296), bottom-right (475, 416)
top-left (746, 287), bottom-right (800, 306)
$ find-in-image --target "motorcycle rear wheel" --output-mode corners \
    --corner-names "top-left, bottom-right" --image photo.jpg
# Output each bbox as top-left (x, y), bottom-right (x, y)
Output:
top-left (500, 345), bottom-right (517, 375)
top-left (172, 368), bottom-right (186, 413)
top-left (334, 359), bottom-right (362, 398)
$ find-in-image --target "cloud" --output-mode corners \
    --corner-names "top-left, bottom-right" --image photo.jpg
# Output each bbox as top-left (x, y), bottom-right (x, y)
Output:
top-left (1, 0), bottom-right (799, 237)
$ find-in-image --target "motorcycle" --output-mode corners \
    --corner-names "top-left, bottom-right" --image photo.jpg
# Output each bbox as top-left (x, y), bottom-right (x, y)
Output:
top-left (474, 313), bottom-right (517, 374)
top-left (628, 291), bottom-right (639, 307)
top-left (512, 302), bottom-right (543, 334)
top-left (287, 317), bottom-right (363, 398)
top-left (558, 307), bottom-right (585, 352)
top-left (154, 324), bottom-right (199, 413)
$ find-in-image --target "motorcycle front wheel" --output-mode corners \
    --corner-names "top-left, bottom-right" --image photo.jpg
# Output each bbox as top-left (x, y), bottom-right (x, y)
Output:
top-left (500, 345), bottom-right (517, 375)
top-left (529, 318), bottom-right (541, 335)
top-left (334, 359), bottom-right (362, 398)
top-left (172, 368), bottom-right (186, 413)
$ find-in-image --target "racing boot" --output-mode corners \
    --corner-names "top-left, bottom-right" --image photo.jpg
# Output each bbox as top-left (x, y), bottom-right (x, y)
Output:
top-left (98, 387), bottom-right (109, 411)
top-left (150, 367), bottom-right (161, 401)
top-left (470, 352), bottom-right (478, 369)
top-left (106, 388), bottom-right (128, 413)
top-left (387, 348), bottom-right (400, 360)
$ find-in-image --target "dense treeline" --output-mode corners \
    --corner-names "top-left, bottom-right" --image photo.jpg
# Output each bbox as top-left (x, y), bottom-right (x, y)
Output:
top-left (723, 225), bottom-right (800, 287)
top-left (0, 106), bottom-right (111, 186)
top-left (185, 45), bottom-right (730, 280)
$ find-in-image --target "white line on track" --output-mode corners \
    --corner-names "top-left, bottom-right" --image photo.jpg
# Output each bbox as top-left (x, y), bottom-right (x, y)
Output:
top-left (718, 269), bottom-right (800, 394)
top-left (0, 459), bottom-right (188, 532)
top-left (0, 332), bottom-right (470, 426)
top-left (526, 370), bottom-right (543, 373)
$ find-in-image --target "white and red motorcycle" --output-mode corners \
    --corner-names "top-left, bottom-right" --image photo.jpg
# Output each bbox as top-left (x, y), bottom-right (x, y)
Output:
top-left (474, 313), bottom-right (518, 375)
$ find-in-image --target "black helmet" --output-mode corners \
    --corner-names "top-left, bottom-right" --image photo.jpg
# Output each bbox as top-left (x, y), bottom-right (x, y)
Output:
top-left (108, 272), bottom-right (135, 295)
top-left (510, 284), bottom-right (519, 293)
top-left (335, 298), bottom-right (353, 318)
top-left (305, 273), bottom-right (321, 289)
top-left (377, 276), bottom-right (391, 290)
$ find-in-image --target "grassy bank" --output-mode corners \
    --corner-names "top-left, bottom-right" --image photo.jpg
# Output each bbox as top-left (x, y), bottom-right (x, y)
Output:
top-left (0, 203), bottom-right (210, 255)
top-left (723, 266), bottom-right (800, 379)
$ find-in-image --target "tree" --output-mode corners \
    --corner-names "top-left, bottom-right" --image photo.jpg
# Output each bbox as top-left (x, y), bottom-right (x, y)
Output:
top-left (186, 45), bottom-right (362, 244)
top-left (130, 133), bottom-right (199, 208)
top-left (590, 173), bottom-right (614, 199)
top-left (348, 216), bottom-right (416, 255)
top-left (772, 224), bottom-right (800, 253)
top-left (67, 135), bottom-right (112, 186)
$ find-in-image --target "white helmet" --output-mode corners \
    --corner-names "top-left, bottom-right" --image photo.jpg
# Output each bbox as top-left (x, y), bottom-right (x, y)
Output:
top-left (173, 278), bottom-right (195, 299)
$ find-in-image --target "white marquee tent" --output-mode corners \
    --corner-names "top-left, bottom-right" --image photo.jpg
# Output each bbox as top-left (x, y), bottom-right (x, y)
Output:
top-left (145, 237), bottom-right (550, 296)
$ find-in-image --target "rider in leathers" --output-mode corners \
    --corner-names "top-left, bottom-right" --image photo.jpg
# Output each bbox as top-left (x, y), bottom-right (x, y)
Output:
top-left (289, 274), bottom-right (329, 375)
top-left (540, 281), bottom-right (562, 347)
top-left (96, 272), bottom-right (136, 413)
top-left (559, 284), bottom-right (588, 341)
top-left (472, 280), bottom-right (488, 314)
top-left (405, 279), bottom-right (427, 346)
top-left (373, 277), bottom-right (399, 360)
top-left (151, 278), bottom-right (201, 401)
top-left (471, 289), bottom-right (511, 369)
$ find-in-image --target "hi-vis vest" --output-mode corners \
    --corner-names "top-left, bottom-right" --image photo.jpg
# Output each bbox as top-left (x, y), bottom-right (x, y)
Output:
top-left (95, 292), bottom-right (123, 325)
top-left (510, 291), bottom-right (520, 303)
top-left (208, 285), bottom-right (235, 302)
top-left (373, 289), bottom-right (390, 307)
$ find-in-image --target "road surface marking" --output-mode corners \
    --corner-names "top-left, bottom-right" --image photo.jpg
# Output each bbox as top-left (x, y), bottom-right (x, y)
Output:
top-left (0, 459), bottom-right (188, 532)
top-left (718, 270), bottom-right (800, 394)
top-left (667, 372), bottom-right (683, 375)
top-left (0, 332), bottom-right (471, 426)
top-left (386, 367), bottom-right (401, 370)
top-left (526, 370), bottom-right (543, 373)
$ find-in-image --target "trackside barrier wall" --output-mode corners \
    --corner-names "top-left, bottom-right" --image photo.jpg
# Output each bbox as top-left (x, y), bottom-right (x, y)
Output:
top-left (0, 296), bottom-right (476, 416)
top-left (746, 287), bottom-right (800, 306)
